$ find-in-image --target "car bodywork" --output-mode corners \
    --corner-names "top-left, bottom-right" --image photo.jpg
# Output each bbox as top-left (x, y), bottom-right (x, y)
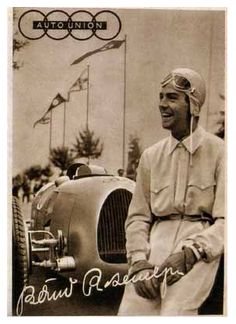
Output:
top-left (29, 164), bottom-right (135, 283)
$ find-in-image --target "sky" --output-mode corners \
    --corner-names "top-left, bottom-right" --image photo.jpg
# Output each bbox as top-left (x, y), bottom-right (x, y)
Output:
top-left (12, 7), bottom-right (225, 176)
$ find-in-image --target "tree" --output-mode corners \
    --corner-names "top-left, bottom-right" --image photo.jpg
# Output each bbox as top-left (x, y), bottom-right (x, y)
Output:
top-left (72, 128), bottom-right (104, 163)
top-left (12, 164), bottom-right (54, 198)
top-left (214, 111), bottom-right (225, 140)
top-left (13, 8), bottom-right (29, 69)
top-left (126, 135), bottom-right (142, 181)
top-left (214, 94), bottom-right (225, 140)
top-left (49, 146), bottom-right (75, 175)
top-left (23, 164), bottom-right (53, 181)
top-left (41, 164), bottom-right (53, 178)
top-left (24, 165), bottom-right (42, 180)
top-left (12, 174), bottom-right (23, 197)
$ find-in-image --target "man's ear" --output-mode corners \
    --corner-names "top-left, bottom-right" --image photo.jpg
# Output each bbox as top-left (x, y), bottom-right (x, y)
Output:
top-left (190, 103), bottom-right (200, 117)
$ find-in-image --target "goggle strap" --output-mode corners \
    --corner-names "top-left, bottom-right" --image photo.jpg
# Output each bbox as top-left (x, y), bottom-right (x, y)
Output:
top-left (161, 74), bottom-right (173, 87)
top-left (190, 116), bottom-right (193, 167)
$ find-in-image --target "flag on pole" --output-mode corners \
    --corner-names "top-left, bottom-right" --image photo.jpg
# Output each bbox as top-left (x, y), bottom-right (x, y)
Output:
top-left (33, 93), bottom-right (67, 128)
top-left (71, 39), bottom-right (125, 65)
top-left (69, 68), bottom-right (88, 93)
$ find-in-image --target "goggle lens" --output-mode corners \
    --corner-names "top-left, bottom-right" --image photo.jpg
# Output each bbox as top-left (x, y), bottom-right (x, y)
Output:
top-left (173, 75), bottom-right (191, 90)
top-left (161, 73), bottom-right (191, 91)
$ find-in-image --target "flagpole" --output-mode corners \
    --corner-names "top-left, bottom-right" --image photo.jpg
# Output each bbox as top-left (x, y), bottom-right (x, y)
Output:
top-left (86, 64), bottom-right (90, 130)
top-left (49, 109), bottom-right (52, 154)
top-left (122, 35), bottom-right (127, 170)
top-left (63, 101), bottom-right (66, 147)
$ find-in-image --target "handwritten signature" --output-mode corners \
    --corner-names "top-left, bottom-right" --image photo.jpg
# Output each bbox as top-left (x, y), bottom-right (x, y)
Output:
top-left (82, 266), bottom-right (183, 296)
top-left (16, 277), bottom-right (78, 316)
top-left (16, 266), bottom-right (183, 316)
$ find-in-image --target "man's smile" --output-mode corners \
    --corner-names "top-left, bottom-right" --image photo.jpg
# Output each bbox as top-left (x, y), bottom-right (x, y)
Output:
top-left (161, 112), bottom-right (173, 117)
top-left (160, 111), bottom-right (174, 121)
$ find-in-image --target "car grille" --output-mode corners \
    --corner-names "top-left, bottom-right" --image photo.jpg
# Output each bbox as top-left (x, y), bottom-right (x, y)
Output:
top-left (97, 189), bottom-right (132, 263)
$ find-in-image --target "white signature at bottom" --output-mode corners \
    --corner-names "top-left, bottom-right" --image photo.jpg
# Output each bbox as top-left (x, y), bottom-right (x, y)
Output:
top-left (16, 277), bottom-right (78, 316)
top-left (16, 266), bottom-right (183, 316)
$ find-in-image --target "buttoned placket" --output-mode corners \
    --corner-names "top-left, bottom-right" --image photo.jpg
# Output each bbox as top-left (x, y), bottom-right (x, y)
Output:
top-left (173, 143), bottom-right (190, 214)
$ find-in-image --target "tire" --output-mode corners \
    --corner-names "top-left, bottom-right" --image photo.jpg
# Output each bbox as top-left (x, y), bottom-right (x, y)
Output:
top-left (12, 196), bottom-right (29, 313)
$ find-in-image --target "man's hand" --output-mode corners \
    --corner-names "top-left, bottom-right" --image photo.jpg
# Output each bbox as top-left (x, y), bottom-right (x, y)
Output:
top-left (132, 268), bottom-right (160, 299)
top-left (157, 246), bottom-right (198, 286)
top-left (129, 260), bottom-right (160, 299)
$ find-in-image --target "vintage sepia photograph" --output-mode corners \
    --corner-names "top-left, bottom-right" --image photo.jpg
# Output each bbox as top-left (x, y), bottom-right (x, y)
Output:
top-left (10, 7), bottom-right (226, 316)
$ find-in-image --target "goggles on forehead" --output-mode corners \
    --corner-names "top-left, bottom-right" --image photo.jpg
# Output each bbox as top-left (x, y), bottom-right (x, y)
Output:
top-left (161, 72), bottom-right (201, 116)
top-left (161, 73), bottom-right (192, 92)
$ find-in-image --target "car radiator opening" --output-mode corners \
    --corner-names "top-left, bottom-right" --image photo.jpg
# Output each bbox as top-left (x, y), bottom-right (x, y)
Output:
top-left (97, 189), bottom-right (132, 264)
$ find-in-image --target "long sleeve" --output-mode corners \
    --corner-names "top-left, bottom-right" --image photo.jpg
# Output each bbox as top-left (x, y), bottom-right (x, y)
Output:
top-left (183, 146), bottom-right (225, 261)
top-left (125, 151), bottom-right (153, 265)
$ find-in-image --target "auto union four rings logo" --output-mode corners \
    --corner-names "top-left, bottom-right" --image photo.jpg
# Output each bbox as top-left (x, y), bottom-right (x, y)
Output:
top-left (18, 9), bottom-right (122, 41)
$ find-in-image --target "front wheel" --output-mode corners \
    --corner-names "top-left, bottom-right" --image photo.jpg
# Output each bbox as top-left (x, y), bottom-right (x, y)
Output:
top-left (12, 196), bottom-right (29, 313)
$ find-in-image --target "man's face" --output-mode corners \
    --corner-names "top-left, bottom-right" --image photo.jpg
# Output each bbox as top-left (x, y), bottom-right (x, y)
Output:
top-left (159, 83), bottom-right (190, 136)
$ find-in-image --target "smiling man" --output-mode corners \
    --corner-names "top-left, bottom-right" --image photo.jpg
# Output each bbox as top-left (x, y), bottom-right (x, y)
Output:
top-left (118, 68), bottom-right (225, 315)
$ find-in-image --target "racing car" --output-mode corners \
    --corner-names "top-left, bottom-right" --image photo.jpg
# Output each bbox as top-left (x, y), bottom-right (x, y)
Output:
top-left (12, 163), bottom-right (135, 309)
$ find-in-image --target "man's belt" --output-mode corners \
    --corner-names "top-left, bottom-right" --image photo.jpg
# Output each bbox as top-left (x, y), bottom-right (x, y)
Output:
top-left (153, 213), bottom-right (214, 224)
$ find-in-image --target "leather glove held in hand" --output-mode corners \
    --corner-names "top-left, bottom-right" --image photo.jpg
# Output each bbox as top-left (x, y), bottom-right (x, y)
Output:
top-left (157, 246), bottom-right (198, 286)
top-left (129, 260), bottom-right (160, 299)
top-left (129, 260), bottom-right (154, 279)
